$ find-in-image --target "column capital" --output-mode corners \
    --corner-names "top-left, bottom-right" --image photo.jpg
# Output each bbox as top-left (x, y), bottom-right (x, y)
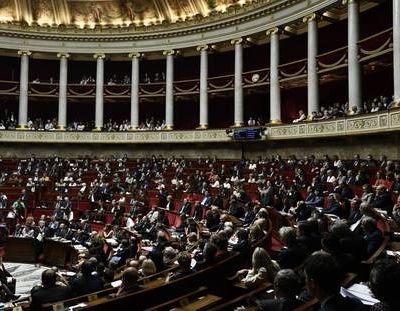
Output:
top-left (342, 0), bottom-right (357, 5)
top-left (93, 53), bottom-right (106, 60)
top-left (17, 50), bottom-right (31, 56)
top-left (303, 13), bottom-right (317, 24)
top-left (266, 27), bottom-right (280, 37)
top-left (57, 53), bottom-right (70, 59)
top-left (128, 52), bottom-right (143, 59)
top-left (230, 38), bottom-right (243, 45)
top-left (162, 50), bottom-right (176, 56)
top-left (196, 45), bottom-right (209, 52)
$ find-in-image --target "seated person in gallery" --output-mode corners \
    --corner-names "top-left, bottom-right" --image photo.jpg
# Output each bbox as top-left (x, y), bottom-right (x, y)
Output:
top-left (292, 110), bottom-right (307, 123)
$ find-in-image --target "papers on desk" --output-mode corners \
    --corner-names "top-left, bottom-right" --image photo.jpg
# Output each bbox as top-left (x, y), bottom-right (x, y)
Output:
top-left (350, 219), bottom-right (362, 232)
top-left (73, 245), bottom-right (88, 253)
top-left (111, 280), bottom-right (122, 288)
top-left (142, 246), bottom-right (153, 252)
top-left (68, 303), bottom-right (87, 311)
top-left (61, 271), bottom-right (76, 277)
top-left (386, 250), bottom-right (400, 258)
top-left (375, 209), bottom-right (388, 217)
top-left (105, 238), bottom-right (118, 247)
top-left (340, 283), bottom-right (380, 306)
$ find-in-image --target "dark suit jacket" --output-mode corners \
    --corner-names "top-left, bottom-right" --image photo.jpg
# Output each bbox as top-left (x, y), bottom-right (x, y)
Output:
top-left (364, 229), bottom-right (383, 258)
top-left (319, 294), bottom-right (367, 311)
top-left (0, 264), bottom-right (12, 285)
top-left (322, 202), bottom-right (343, 218)
top-left (70, 274), bottom-right (104, 297)
top-left (257, 297), bottom-right (302, 311)
top-left (371, 193), bottom-right (393, 215)
top-left (179, 202), bottom-right (192, 215)
top-left (166, 200), bottom-right (175, 211)
top-left (278, 243), bottom-right (309, 269)
top-left (30, 285), bottom-right (71, 311)
top-left (201, 196), bottom-right (212, 207)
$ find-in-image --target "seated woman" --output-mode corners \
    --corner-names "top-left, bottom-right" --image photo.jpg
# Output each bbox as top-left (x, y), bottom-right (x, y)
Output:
top-left (139, 259), bottom-right (157, 277)
top-left (237, 247), bottom-right (280, 288)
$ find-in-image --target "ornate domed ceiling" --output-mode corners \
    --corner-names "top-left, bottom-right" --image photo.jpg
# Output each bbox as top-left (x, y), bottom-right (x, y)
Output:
top-left (0, 0), bottom-right (257, 28)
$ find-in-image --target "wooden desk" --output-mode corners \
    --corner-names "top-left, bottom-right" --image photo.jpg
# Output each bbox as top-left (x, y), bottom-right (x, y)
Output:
top-left (4, 237), bottom-right (36, 263)
top-left (43, 239), bottom-right (72, 267)
top-left (4, 236), bottom-right (79, 268)
top-left (175, 294), bottom-right (221, 311)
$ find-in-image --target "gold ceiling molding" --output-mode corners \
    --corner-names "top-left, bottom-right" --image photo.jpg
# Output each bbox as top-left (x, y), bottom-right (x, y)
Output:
top-left (0, 0), bottom-right (304, 35)
top-left (0, 0), bottom-right (304, 42)
top-left (0, 0), bottom-right (266, 29)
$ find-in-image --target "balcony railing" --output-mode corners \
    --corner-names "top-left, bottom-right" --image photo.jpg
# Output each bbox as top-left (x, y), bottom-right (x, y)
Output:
top-left (0, 109), bottom-right (398, 144)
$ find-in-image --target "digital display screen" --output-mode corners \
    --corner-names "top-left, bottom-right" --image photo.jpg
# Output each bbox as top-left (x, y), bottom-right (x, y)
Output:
top-left (233, 128), bottom-right (262, 140)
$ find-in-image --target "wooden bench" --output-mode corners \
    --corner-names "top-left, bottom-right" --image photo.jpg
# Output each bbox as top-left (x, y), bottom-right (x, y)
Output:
top-left (144, 286), bottom-right (222, 311)
top-left (76, 253), bottom-right (241, 310)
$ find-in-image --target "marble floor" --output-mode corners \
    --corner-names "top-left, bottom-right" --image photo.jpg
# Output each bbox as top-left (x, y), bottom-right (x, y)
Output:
top-left (3, 262), bottom-right (48, 297)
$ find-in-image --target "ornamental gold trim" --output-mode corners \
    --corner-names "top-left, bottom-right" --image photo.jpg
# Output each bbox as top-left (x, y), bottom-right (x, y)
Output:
top-left (302, 13), bottom-right (317, 24)
top-left (17, 50), bottom-right (31, 56)
top-left (128, 52), bottom-right (143, 59)
top-left (266, 27), bottom-right (279, 36)
top-left (93, 53), bottom-right (106, 60)
top-left (57, 53), bottom-right (70, 59)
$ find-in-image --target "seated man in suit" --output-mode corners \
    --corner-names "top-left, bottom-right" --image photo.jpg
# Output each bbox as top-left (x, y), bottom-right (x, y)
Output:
top-left (304, 252), bottom-right (367, 311)
top-left (116, 267), bottom-right (142, 297)
top-left (70, 260), bottom-right (104, 297)
top-left (200, 191), bottom-right (213, 208)
top-left (30, 269), bottom-right (71, 311)
top-left (256, 269), bottom-right (302, 311)
top-left (369, 258), bottom-right (400, 311)
top-left (361, 216), bottom-right (383, 258)
top-left (178, 198), bottom-right (192, 216)
top-left (371, 185), bottom-right (393, 215)
top-left (0, 256), bottom-right (18, 301)
top-left (322, 193), bottom-right (344, 218)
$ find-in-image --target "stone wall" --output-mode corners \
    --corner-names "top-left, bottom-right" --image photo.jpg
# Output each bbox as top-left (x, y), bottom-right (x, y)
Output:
top-left (0, 132), bottom-right (398, 160)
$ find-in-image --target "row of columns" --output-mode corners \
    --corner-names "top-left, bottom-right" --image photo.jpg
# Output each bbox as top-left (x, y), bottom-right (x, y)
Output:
top-left (16, 0), bottom-right (399, 130)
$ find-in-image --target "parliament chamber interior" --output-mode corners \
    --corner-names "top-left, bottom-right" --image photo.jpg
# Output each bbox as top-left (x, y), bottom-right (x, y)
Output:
top-left (0, 0), bottom-right (399, 310)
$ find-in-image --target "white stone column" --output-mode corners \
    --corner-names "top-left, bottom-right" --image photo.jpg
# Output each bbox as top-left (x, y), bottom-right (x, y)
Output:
top-left (197, 45), bottom-right (209, 129)
top-left (231, 38), bottom-right (244, 127)
top-left (267, 28), bottom-right (281, 124)
top-left (346, 0), bottom-right (362, 111)
top-left (393, 0), bottom-right (400, 106)
top-left (129, 52), bottom-right (141, 130)
top-left (304, 14), bottom-right (319, 119)
top-left (17, 50), bottom-right (31, 129)
top-left (163, 50), bottom-right (175, 130)
top-left (57, 53), bottom-right (69, 130)
top-left (93, 53), bottom-right (105, 130)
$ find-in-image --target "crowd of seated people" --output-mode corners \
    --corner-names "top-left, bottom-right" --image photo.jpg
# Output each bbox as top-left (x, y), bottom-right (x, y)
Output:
top-left (138, 118), bottom-right (166, 131)
top-left (77, 72), bottom-right (166, 85)
top-left (0, 95), bottom-right (397, 133)
top-left (26, 118), bottom-right (57, 131)
top-left (293, 95), bottom-right (395, 123)
top-left (0, 154), bottom-right (398, 309)
top-left (0, 110), bottom-right (17, 130)
top-left (143, 72), bottom-right (166, 84)
top-left (103, 119), bottom-right (130, 132)
top-left (66, 120), bottom-right (94, 131)
top-left (247, 117), bottom-right (264, 127)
